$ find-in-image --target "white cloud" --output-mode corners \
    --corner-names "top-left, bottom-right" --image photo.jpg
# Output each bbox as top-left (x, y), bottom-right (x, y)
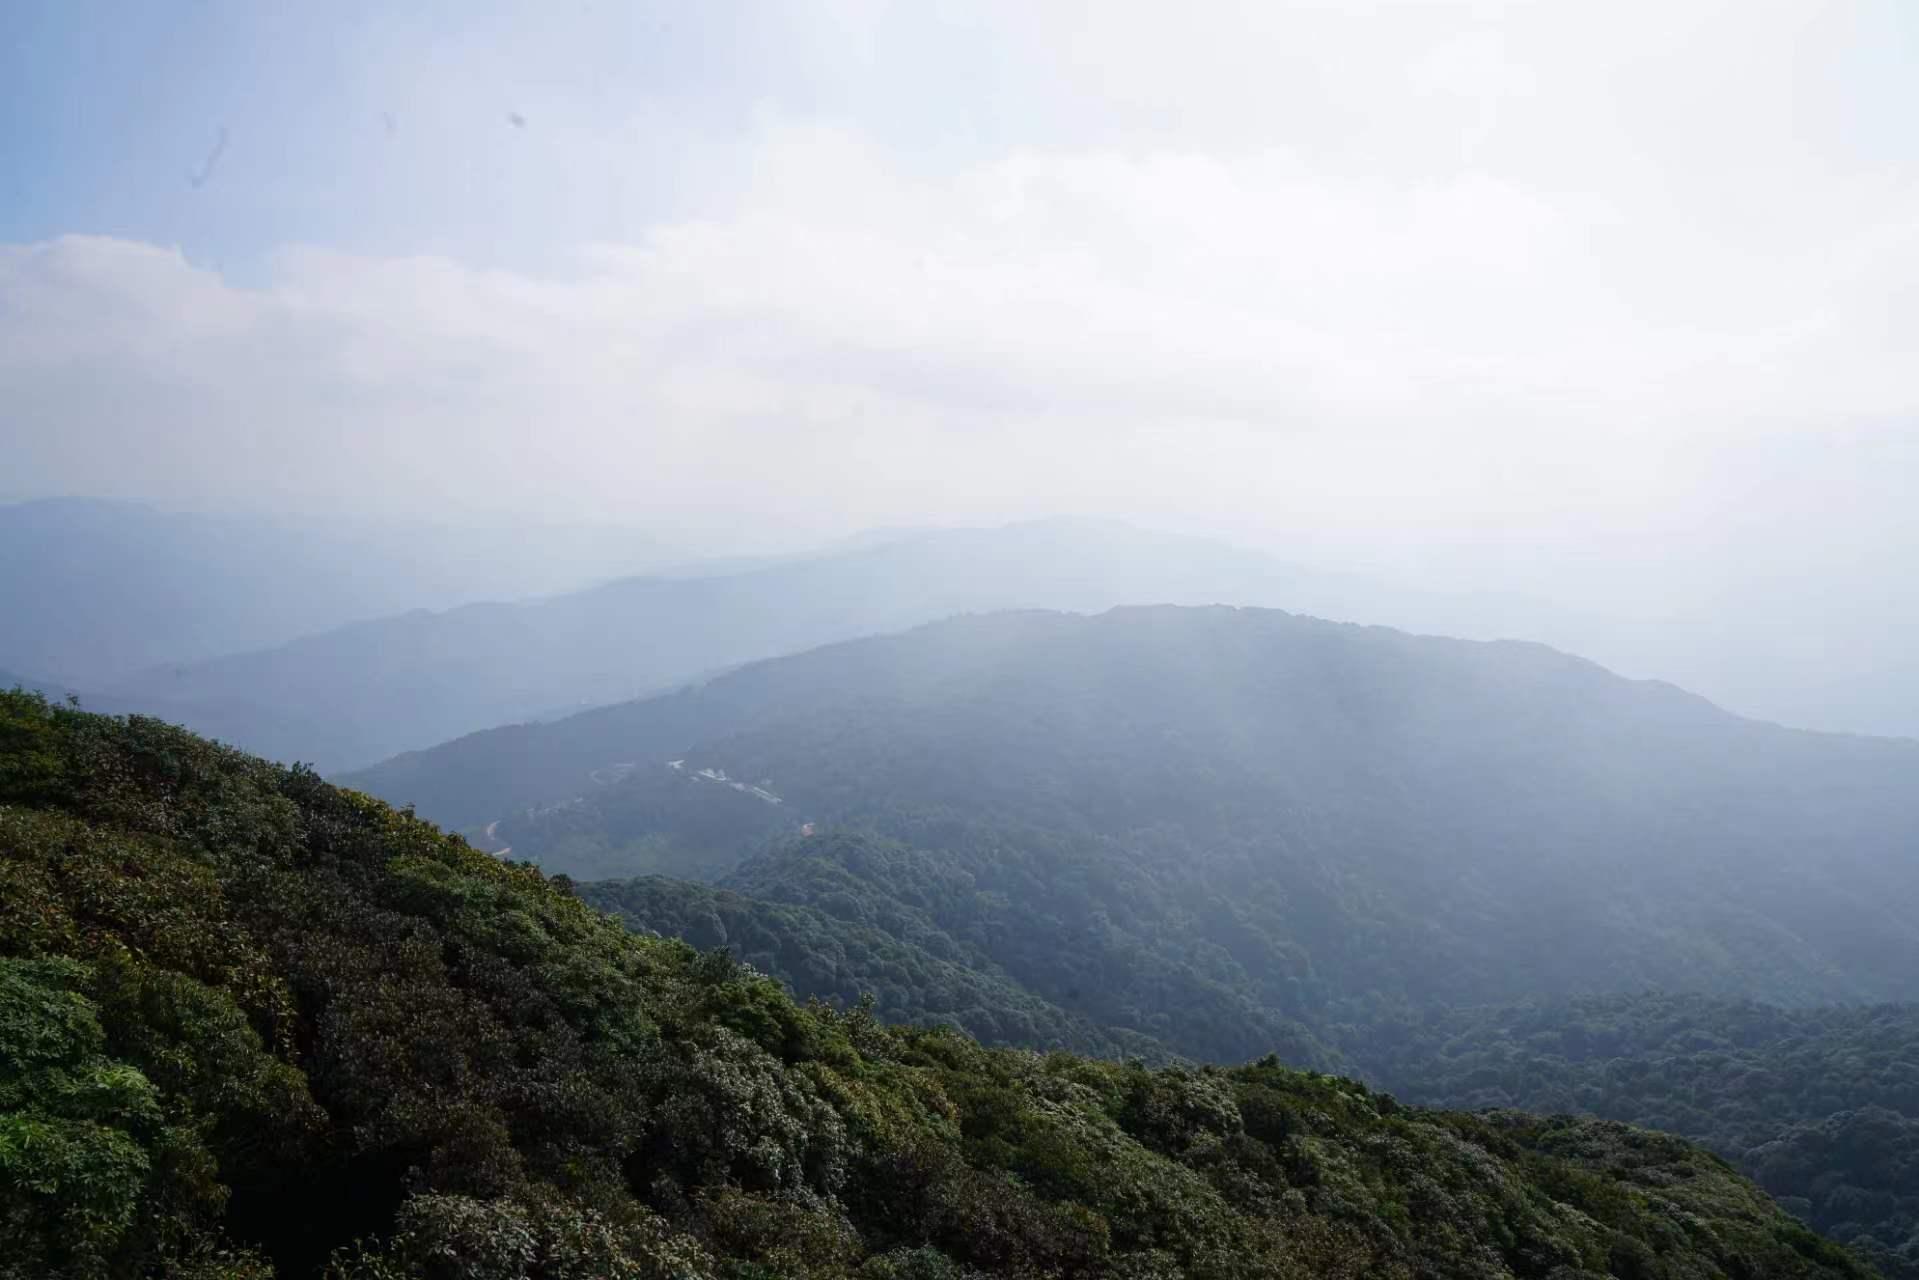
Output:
top-left (6, 124), bottom-right (1914, 544)
top-left (3, 0), bottom-right (1916, 592)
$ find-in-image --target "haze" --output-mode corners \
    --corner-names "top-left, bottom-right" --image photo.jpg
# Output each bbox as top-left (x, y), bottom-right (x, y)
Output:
top-left (4, 0), bottom-right (1916, 735)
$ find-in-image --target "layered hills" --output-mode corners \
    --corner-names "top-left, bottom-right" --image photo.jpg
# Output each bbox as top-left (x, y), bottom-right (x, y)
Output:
top-left (352, 605), bottom-right (1919, 1030)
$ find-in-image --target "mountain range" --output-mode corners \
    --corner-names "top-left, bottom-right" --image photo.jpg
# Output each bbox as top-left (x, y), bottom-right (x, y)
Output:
top-left (0, 498), bottom-right (679, 685)
top-left (351, 606), bottom-right (1919, 1025)
top-left (346, 604), bottom-right (1919, 1273)
top-left (14, 541), bottom-right (1919, 1274)
top-left (15, 501), bottom-right (1919, 776)
top-left (88, 518), bottom-right (1433, 771)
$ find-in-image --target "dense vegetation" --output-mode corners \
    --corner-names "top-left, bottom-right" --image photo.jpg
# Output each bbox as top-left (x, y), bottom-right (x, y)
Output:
top-left (585, 858), bottom-right (1919, 1280)
top-left (584, 830), bottom-right (1337, 1069)
top-left (1360, 996), bottom-right (1919, 1280)
top-left (581, 866), bottom-right (1155, 1060)
top-left (588, 843), bottom-right (1919, 1279)
top-left (1, 689), bottom-right (1884, 1278)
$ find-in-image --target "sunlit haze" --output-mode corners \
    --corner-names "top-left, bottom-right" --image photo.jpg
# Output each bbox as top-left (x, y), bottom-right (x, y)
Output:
top-left (5, 1), bottom-right (1917, 734)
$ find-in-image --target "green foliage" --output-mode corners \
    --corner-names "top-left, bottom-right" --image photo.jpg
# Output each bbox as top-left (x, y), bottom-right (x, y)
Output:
top-left (0, 955), bottom-right (161, 1275)
top-left (1363, 993), bottom-right (1919, 1279)
top-left (602, 846), bottom-right (1919, 1278)
top-left (582, 869), bottom-right (1153, 1059)
top-left (0, 690), bottom-right (1881, 1277)
top-left (587, 826), bottom-right (1339, 1070)
top-left (0, 952), bottom-right (269, 1279)
top-left (325, 1191), bottom-right (717, 1280)
top-left (0, 686), bottom-right (69, 806)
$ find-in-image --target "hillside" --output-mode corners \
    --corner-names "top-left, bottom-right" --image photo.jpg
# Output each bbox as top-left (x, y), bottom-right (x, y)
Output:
top-left (581, 864), bottom-right (1165, 1061)
top-left (1, 690), bottom-right (1880, 1278)
top-left (583, 827), bottom-right (1343, 1071)
top-left (1361, 995), bottom-right (1919, 1279)
top-left (355, 606), bottom-right (1919, 1025)
top-left (590, 857), bottom-right (1919, 1277)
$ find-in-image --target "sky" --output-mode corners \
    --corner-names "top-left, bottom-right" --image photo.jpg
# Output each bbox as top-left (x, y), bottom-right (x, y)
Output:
top-left (2, 3), bottom-right (1916, 644)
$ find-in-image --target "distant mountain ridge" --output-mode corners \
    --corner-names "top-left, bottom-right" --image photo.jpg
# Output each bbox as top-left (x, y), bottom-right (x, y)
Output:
top-left (0, 496), bottom-right (675, 683)
top-left (114, 518), bottom-right (1417, 770)
top-left (16, 502), bottom-right (1917, 770)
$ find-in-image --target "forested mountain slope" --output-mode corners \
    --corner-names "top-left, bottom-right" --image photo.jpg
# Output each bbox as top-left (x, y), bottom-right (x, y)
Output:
top-left (581, 865), bottom-right (1166, 1062)
top-left (2, 690), bottom-right (1878, 1279)
top-left (1363, 995), bottom-right (1919, 1280)
top-left (592, 857), bottom-right (1919, 1278)
top-left (358, 606), bottom-right (1919, 1028)
top-left (584, 829), bottom-right (1342, 1070)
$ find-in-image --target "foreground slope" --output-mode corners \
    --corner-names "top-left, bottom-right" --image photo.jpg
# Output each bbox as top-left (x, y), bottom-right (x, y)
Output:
top-left (0, 691), bottom-right (1876, 1279)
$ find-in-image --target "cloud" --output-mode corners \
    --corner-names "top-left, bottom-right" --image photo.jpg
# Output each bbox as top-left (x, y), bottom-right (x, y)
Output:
top-left (3, 1), bottom-right (1916, 583)
top-left (4, 124), bottom-right (1913, 544)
